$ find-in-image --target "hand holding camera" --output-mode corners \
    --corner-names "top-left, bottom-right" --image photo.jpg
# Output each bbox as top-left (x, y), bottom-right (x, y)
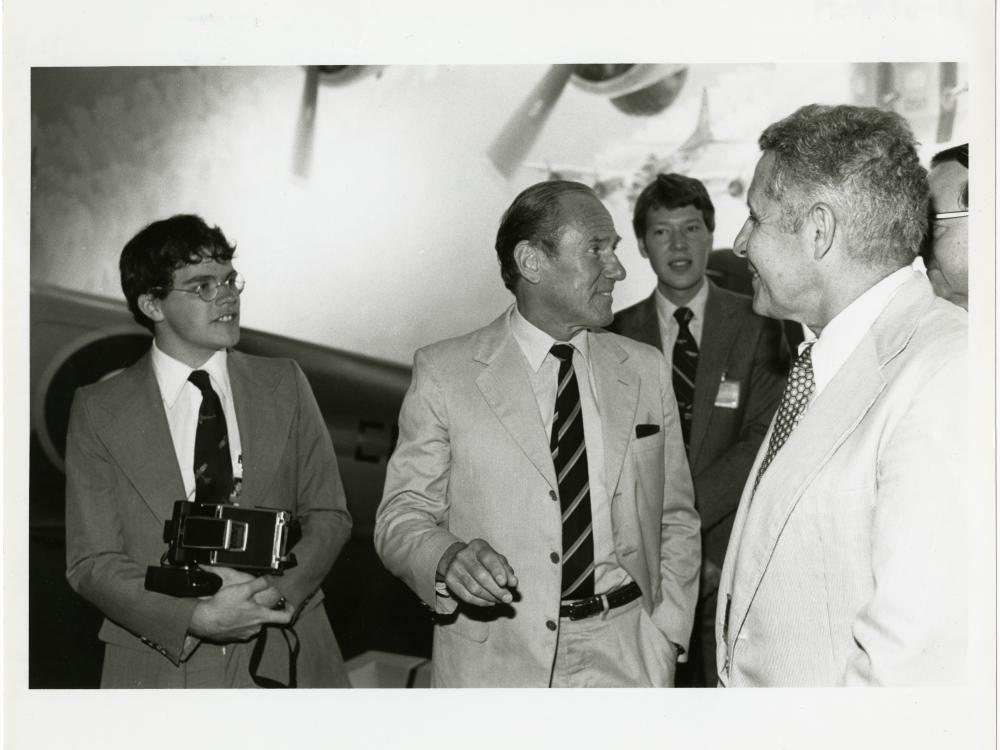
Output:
top-left (188, 566), bottom-right (294, 643)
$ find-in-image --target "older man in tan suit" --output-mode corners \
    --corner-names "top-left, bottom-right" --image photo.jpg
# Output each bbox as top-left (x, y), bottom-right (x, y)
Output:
top-left (375, 181), bottom-right (700, 687)
top-left (717, 105), bottom-right (967, 686)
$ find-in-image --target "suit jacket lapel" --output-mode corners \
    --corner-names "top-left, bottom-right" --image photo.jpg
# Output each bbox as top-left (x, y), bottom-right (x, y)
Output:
top-left (631, 294), bottom-right (662, 351)
top-left (689, 282), bottom-right (738, 466)
top-left (228, 350), bottom-right (291, 507)
top-left (94, 352), bottom-right (186, 522)
top-left (591, 333), bottom-right (640, 498)
top-left (727, 274), bottom-right (933, 640)
top-left (474, 311), bottom-right (558, 490)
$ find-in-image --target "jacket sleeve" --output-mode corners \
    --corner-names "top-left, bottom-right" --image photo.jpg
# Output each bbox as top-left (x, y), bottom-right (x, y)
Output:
top-left (843, 349), bottom-right (967, 685)
top-left (373, 348), bottom-right (463, 614)
top-left (693, 316), bottom-right (786, 539)
top-left (266, 361), bottom-right (352, 614)
top-left (649, 352), bottom-right (702, 655)
top-left (65, 391), bottom-right (198, 664)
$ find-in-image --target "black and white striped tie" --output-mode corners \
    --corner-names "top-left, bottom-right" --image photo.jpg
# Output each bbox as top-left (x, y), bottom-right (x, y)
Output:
top-left (672, 307), bottom-right (699, 451)
top-left (549, 344), bottom-right (595, 599)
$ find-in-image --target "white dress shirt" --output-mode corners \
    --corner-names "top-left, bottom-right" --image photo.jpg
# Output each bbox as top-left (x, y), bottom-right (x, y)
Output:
top-left (510, 307), bottom-right (631, 596)
top-left (150, 342), bottom-right (243, 501)
top-left (654, 279), bottom-right (709, 353)
top-left (803, 267), bottom-right (915, 397)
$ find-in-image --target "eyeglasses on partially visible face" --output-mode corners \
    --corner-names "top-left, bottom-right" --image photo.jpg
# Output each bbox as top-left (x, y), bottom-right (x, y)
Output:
top-left (156, 271), bottom-right (246, 302)
top-left (932, 210), bottom-right (969, 222)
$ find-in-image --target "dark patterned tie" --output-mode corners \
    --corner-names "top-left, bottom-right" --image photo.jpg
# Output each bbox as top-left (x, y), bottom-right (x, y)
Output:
top-left (672, 307), bottom-right (699, 451)
top-left (188, 370), bottom-right (233, 504)
top-left (751, 343), bottom-right (815, 495)
top-left (549, 344), bottom-right (595, 599)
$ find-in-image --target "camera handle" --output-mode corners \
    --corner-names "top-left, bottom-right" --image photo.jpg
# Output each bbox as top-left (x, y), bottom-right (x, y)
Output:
top-left (144, 563), bottom-right (223, 597)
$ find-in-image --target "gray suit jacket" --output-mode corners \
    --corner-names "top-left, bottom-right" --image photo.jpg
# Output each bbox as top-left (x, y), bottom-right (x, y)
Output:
top-left (65, 350), bottom-right (352, 687)
top-left (609, 281), bottom-right (786, 584)
top-left (374, 307), bottom-right (701, 687)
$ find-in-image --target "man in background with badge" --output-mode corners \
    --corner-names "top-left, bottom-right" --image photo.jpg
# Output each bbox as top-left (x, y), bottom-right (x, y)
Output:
top-left (610, 173), bottom-right (786, 686)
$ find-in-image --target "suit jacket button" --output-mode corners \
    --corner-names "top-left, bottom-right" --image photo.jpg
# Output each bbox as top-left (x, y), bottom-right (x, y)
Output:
top-left (549, 552), bottom-right (559, 563)
top-left (549, 490), bottom-right (558, 501)
top-left (546, 620), bottom-right (557, 631)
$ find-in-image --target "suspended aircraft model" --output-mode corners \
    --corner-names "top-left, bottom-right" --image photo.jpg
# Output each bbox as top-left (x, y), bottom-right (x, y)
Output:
top-left (524, 87), bottom-right (757, 209)
top-left (288, 64), bottom-right (690, 179)
top-left (486, 63), bottom-right (689, 179)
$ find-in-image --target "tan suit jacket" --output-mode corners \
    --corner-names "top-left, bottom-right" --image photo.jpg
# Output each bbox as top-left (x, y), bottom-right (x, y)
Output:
top-left (716, 272), bottom-right (967, 686)
top-left (65, 350), bottom-right (352, 687)
top-left (375, 308), bottom-right (701, 687)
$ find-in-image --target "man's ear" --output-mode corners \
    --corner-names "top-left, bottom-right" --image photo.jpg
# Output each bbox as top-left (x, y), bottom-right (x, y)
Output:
top-left (808, 202), bottom-right (836, 260)
top-left (137, 293), bottom-right (165, 324)
top-left (514, 240), bottom-right (543, 285)
top-left (637, 237), bottom-right (648, 259)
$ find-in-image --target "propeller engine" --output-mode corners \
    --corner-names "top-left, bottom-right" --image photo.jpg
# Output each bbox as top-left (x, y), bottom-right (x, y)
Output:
top-left (487, 64), bottom-right (688, 179)
top-left (293, 65), bottom-right (383, 178)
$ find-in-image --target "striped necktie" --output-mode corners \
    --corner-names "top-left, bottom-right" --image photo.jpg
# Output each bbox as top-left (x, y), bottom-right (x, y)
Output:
top-left (751, 343), bottom-right (815, 495)
top-left (672, 306), bottom-right (699, 451)
top-left (188, 370), bottom-right (234, 504)
top-left (549, 344), bottom-right (595, 599)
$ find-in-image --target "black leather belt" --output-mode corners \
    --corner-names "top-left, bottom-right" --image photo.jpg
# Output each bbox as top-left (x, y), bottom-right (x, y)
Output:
top-left (559, 581), bottom-right (642, 621)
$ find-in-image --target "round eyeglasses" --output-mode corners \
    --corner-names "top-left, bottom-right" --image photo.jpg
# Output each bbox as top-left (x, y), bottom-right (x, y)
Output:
top-left (158, 272), bottom-right (246, 302)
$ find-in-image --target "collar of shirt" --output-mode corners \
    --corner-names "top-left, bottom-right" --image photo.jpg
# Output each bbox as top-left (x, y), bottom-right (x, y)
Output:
top-left (509, 305), bottom-right (592, 372)
top-left (654, 277), bottom-right (708, 347)
top-left (150, 341), bottom-right (233, 410)
top-left (806, 266), bottom-right (915, 395)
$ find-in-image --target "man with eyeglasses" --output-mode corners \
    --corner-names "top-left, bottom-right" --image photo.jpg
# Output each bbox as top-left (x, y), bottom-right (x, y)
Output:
top-left (65, 214), bottom-right (353, 688)
top-left (923, 143), bottom-right (969, 310)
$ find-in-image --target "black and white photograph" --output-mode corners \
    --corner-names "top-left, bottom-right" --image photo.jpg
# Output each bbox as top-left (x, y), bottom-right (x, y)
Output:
top-left (4, 1), bottom-right (995, 748)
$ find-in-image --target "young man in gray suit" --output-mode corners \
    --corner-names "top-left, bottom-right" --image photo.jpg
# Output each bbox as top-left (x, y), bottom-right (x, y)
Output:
top-left (65, 215), bottom-right (352, 687)
top-left (375, 181), bottom-right (700, 687)
top-left (609, 174), bottom-right (786, 686)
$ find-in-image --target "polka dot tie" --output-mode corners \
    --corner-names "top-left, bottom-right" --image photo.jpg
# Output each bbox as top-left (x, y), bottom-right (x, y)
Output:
top-left (751, 343), bottom-right (815, 496)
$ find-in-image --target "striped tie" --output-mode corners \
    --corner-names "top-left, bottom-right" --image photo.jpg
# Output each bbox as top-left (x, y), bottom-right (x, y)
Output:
top-left (188, 370), bottom-right (234, 504)
top-left (549, 344), bottom-right (595, 599)
top-left (751, 343), bottom-right (815, 496)
top-left (672, 307), bottom-right (699, 451)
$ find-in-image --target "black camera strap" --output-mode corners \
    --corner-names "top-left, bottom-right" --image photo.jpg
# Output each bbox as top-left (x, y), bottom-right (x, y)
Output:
top-left (249, 625), bottom-right (300, 688)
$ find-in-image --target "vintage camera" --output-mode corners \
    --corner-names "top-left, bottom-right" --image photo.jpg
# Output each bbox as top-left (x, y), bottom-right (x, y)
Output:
top-left (145, 500), bottom-right (300, 597)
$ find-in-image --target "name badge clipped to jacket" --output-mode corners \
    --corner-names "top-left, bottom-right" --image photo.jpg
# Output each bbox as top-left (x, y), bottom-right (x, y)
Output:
top-left (714, 372), bottom-right (741, 410)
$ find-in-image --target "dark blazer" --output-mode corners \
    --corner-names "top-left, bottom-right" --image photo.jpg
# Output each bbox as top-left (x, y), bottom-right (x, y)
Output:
top-left (65, 349), bottom-right (353, 687)
top-left (609, 281), bottom-right (786, 580)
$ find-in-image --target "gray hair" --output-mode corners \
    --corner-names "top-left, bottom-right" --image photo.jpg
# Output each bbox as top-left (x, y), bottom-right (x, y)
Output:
top-left (759, 104), bottom-right (929, 269)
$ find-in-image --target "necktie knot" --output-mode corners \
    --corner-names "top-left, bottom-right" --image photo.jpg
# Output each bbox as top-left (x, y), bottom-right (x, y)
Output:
top-left (188, 369), bottom-right (212, 393)
top-left (550, 343), bottom-right (575, 363)
top-left (674, 307), bottom-right (694, 327)
top-left (793, 342), bottom-right (815, 375)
